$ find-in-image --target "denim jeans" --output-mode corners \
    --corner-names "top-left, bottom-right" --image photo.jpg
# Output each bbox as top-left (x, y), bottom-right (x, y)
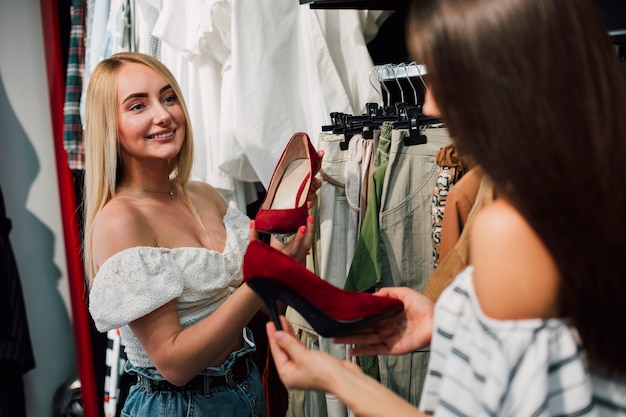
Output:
top-left (120, 328), bottom-right (265, 417)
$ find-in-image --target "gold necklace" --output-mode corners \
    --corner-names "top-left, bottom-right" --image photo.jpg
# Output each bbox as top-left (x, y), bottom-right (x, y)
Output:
top-left (119, 184), bottom-right (175, 199)
top-left (142, 187), bottom-right (175, 198)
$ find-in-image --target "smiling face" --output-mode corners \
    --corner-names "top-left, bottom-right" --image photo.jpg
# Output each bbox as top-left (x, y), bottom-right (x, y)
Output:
top-left (116, 61), bottom-right (186, 164)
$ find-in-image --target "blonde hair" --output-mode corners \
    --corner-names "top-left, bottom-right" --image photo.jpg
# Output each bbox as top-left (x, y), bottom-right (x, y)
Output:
top-left (83, 52), bottom-right (195, 284)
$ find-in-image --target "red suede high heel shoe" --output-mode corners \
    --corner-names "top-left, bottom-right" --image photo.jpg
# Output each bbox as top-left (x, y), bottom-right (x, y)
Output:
top-left (243, 241), bottom-right (404, 337)
top-left (255, 132), bottom-right (321, 234)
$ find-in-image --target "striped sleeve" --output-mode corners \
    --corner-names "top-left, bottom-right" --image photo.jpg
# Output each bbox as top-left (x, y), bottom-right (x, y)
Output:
top-left (420, 267), bottom-right (626, 416)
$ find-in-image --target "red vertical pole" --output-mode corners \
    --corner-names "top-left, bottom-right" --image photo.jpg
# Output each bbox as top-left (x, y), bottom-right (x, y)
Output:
top-left (38, 1), bottom-right (100, 416)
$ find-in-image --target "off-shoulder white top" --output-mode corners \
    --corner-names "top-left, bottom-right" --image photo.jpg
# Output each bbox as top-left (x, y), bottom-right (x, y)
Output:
top-left (420, 266), bottom-right (626, 416)
top-left (89, 205), bottom-right (250, 368)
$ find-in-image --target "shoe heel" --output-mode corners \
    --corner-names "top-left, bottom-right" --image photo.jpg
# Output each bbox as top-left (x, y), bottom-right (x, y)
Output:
top-left (247, 278), bottom-right (284, 331)
top-left (248, 277), bottom-right (341, 335)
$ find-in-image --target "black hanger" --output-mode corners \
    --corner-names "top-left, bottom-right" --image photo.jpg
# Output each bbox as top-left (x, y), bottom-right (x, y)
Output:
top-left (325, 62), bottom-right (437, 150)
top-left (393, 106), bottom-right (441, 146)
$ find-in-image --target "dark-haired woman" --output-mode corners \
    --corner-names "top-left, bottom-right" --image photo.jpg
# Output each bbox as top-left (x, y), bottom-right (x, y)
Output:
top-left (266, 0), bottom-right (626, 415)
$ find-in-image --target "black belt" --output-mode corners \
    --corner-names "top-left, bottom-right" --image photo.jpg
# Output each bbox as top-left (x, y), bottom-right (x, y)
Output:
top-left (137, 355), bottom-right (252, 392)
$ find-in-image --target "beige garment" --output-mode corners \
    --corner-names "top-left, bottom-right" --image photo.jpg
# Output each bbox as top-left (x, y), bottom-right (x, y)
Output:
top-left (284, 249), bottom-right (319, 417)
top-left (438, 166), bottom-right (483, 262)
top-left (424, 174), bottom-right (495, 302)
top-left (284, 307), bottom-right (319, 417)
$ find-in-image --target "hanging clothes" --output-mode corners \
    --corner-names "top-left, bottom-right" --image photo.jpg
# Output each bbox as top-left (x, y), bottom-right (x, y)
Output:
top-left (63, 0), bottom-right (86, 171)
top-left (423, 171), bottom-right (495, 302)
top-left (313, 58), bottom-right (451, 405)
top-left (344, 121), bottom-right (395, 295)
top-left (81, 0), bottom-right (134, 123)
top-left (374, 126), bottom-right (450, 406)
top-left (0, 185), bottom-right (35, 417)
top-left (343, 123), bottom-right (394, 380)
top-left (431, 143), bottom-right (469, 269)
top-left (151, 0), bottom-right (245, 195)
top-left (437, 165), bottom-right (482, 264)
top-left (287, 131), bottom-right (356, 417)
top-left (284, 129), bottom-right (379, 417)
top-left (230, 3), bottom-right (383, 188)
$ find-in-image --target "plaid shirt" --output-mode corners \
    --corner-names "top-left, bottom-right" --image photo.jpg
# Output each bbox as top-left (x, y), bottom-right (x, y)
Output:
top-left (63, 0), bottom-right (86, 170)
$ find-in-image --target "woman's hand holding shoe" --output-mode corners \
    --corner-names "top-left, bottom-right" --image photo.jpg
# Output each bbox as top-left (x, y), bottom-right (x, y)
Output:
top-left (268, 315), bottom-right (425, 417)
top-left (267, 316), bottom-right (346, 392)
top-left (275, 215), bottom-right (315, 265)
top-left (248, 216), bottom-right (314, 265)
top-left (333, 287), bottom-right (435, 356)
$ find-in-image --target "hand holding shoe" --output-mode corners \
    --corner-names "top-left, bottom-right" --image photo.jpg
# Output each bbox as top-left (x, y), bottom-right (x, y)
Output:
top-left (249, 215), bottom-right (314, 266)
top-left (333, 286), bottom-right (435, 356)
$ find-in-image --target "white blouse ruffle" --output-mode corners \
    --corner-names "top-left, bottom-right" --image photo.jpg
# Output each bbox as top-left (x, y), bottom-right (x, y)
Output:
top-left (88, 205), bottom-right (250, 368)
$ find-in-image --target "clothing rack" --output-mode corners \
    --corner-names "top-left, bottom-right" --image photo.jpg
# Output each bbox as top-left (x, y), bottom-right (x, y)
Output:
top-left (323, 63), bottom-right (439, 150)
top-left (373, 63), bottom-right (428, 108)
top-left (323, 104), bottom-right (440, 150)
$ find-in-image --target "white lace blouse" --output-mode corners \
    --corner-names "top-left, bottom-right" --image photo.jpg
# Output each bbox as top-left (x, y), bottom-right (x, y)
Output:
top-left (88, 205), bottom-right (250, 368)
top-left (420, 266), bottom-right (626, 416)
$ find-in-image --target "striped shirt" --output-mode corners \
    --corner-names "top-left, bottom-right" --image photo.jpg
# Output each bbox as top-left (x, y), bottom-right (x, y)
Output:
top-left (419, 266), bottom-right (626, 416)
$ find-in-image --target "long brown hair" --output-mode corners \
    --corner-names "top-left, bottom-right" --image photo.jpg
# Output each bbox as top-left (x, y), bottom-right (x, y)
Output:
top-left (409, 0), bottom-right (626, 374)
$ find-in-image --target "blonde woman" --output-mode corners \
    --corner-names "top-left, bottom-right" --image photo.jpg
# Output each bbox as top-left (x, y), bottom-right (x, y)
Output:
top-left (84, 52), bottom-right (317, 416)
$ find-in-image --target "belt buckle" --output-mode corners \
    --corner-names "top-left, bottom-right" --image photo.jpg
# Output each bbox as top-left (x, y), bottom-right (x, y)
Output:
top-left (225, 356), bottom-right (249, 388)
top-left (225, 370), bottom-right (236, 388)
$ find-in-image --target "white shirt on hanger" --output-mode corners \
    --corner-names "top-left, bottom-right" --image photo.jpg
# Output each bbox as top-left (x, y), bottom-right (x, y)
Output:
top-left (136, 0), bottom-right (383, 199)
top-left (231, 1), bottom-right (383, 188)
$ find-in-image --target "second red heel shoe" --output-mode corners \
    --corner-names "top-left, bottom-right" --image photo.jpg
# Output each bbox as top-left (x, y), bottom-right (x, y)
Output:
top-left (255, 132), bottom-right (321, 234)
top-left (243, 241), bottom-right (404, 338)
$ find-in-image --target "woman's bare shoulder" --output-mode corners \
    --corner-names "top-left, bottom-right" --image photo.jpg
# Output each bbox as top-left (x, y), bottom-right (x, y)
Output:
top-left (92, 197), bottom-right (155, 269)
top-left (186, 180), bottom-right (228, 213)
top-left (469, 199), bottom-right (560, 320)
